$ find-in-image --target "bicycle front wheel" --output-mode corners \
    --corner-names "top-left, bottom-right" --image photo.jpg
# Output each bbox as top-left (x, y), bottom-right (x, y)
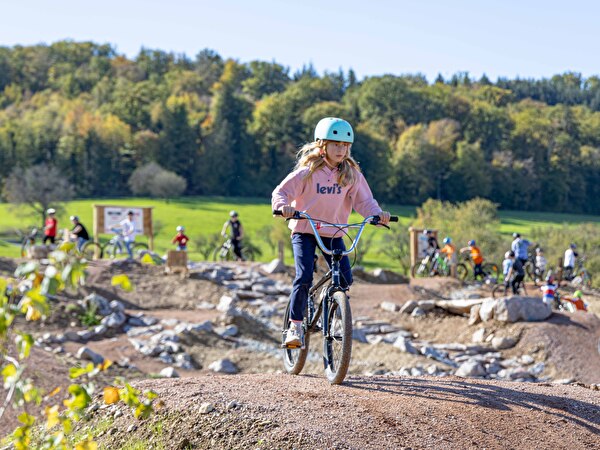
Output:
top-left (21, 238), bottom-right (34, 258)
top-left (410, 262), bottom-right (428, 278)
top-left (81, 242), bottom-right (102, 260)
top-left (323, 291), bottom-right (352, 385)
top-left (103, 242), bottom-right (120, 259)
top-left (282, 302), bottom-right (310, 375)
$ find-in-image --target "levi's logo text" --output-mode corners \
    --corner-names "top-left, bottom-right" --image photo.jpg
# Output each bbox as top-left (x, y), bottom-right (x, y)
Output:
top-left (316, 183), bottom-right (342, 194)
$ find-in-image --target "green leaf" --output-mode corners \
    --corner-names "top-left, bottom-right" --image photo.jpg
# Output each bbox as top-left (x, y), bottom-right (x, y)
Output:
top-left (15, 333), bottom-right (34, 359)
top-left (17, 412), bottom-right (35, 427)
top-left (69, 363), bottom-right (95, 379)
top-left (14, 262), bottom-right (39, 278)
top-left (63, 384), bottom-right (92, 411)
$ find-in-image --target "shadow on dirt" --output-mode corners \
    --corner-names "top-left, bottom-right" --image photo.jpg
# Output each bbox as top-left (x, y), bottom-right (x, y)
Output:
top-left (345, 377), bottom-right (600, 434)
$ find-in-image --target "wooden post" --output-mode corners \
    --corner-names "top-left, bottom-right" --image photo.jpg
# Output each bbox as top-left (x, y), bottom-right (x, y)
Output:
top-left (278, 240), bottom-right (285, 261)
top-left (557, 256), bottom-right (563, 284)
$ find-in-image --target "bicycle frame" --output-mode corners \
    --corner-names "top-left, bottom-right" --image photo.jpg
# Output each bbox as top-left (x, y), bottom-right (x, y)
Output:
top-left (280, 211), bottom-right (388, 341)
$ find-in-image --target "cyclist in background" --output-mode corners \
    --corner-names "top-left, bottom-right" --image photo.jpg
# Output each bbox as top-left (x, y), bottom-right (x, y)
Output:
top-left (120, 211), bottom-right (137, 259)
top-left (460, 240), bottom-right (485, 279)
top-left (563, 243), bottom-right (578, 281)
top-left (505, 250), bottom-right (525, 294)
top-left (70, 216), bottom-right (89, 251)
top-left (511, 233), bottom-right (531, 266)
top-left (440, 237), bottom-right (456, 266)
top-left (172, 225), bottom-right (189, 251)
top-left (221, 211), bottom-right (244, 261)
top-left (44, 208), bottom-right (58, 245)
top-left (535, 247), bottom-right (548, 282)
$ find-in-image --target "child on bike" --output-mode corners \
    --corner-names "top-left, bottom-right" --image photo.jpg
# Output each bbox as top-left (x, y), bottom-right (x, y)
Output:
top-left (540, 273), bottom-right (557, 307)
top-left (272, 117), bottom-right (390, 347)
top-left (440, 237), bottom-right (456, 265)
top-left (563, 243), bottom-right (578, 281)
top-left (565, 290), bottom-right (588, 311)
top-left (504, 250), bottom-right (525, 294)
top-left (70, 216), bottom-right (89, 251)
top-left (172, 226), bottom-right (189, 251)
top-left (221, 211), bottom-right (244, 261)
top-left (44, 208), bottom-right (58, 245)
top-left (535, 247), bottom-right (547, 282)
top-left (120, 211), bottom-right (137, 259)
top-left (460, 240), bottom-right (485, 279)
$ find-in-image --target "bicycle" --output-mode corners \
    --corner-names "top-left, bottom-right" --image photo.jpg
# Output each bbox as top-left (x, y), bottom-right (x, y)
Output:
top-left (274, 210), bottom-right (398, 385)
top-left (456, 254), bottom-right (499, 282)
top-left (492, 276), bottom-right (528, 298)
top-left (102, 228), bottom-right (148, 259)
top-left (212, 236), bottom-right (254, 261)
top-left (20, 227), bottom-right (39, 257)
top-left (411, 250), bottom-right (450, 278)
top-left (568, 257), bottom-right (592, 289)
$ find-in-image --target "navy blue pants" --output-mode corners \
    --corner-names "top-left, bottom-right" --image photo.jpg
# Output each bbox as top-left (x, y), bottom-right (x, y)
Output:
top-left (289, 233), bottom-right (353, 321)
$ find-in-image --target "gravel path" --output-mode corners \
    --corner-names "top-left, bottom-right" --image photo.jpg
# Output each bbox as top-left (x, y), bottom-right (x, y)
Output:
top-left (137, 373), bottom-right (600, 449)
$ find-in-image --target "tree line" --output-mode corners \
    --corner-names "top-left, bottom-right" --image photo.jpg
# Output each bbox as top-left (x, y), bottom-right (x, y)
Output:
top-left (1, 41), bottom-right (600, 213)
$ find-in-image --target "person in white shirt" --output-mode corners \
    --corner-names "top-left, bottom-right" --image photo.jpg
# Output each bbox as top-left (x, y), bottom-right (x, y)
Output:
top-left (563, 243), bottom-right (577, 281)
top-left (119, 211), bottom-right (137, 259)
top-left (535, 247), bottom-right (547, 282)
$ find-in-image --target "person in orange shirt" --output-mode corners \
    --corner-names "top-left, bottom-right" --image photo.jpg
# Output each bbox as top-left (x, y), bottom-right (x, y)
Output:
top-left (440, 237), bottom-right (456, 264)
top-left (565, 290), bottom-right (588, 312)
top-left (460, 240), bottom-right (485, 279)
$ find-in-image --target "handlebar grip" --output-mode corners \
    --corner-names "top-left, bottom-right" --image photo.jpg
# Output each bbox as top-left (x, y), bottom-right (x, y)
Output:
top-left (390, 216), bottom-right (399, 222)
top-left (273, 210), bottom-right (283, 216)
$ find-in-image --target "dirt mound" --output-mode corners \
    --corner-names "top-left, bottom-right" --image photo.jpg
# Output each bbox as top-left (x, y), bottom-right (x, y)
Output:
top-left (83, 260), bottom-right (228, 310)
top-left (92, 374), bottom-right (600, 449)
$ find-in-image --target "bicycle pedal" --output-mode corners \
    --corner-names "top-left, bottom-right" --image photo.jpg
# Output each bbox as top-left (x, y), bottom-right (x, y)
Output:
top-left (280, 343), bottom-right (304, 349)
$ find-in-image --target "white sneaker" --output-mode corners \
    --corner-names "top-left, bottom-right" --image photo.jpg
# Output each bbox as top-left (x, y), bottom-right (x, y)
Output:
top-left (285, 321), bottom-right (304, 348)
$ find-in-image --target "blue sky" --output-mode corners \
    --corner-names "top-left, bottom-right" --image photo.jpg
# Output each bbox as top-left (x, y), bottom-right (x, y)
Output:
top-left (1, 0), bottom-right (598, 81)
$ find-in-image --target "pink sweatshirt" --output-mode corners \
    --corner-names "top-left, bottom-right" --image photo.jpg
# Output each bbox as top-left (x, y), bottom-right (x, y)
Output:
top-left (271, 165), bottom-right (382, 237)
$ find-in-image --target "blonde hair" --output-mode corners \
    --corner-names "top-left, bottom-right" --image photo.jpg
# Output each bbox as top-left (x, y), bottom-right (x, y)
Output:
top-left (294, 140), bottom-right (361, 187)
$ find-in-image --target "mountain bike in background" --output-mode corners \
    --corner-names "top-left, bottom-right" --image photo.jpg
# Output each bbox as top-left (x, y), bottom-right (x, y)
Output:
top-left (102, 228), bottom-right (148, 259)
top-left (275, 210), bottom-right (398, 385)
top-left (456, 255), bottom-right (499, 283)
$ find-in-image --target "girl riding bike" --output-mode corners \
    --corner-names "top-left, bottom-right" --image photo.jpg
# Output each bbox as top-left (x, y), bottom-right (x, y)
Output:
top-left (272, 117), bottom-right (391, 348)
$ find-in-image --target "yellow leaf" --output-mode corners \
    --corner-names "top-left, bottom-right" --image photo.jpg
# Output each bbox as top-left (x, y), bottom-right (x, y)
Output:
top-left (75, 439), bottom-right (98, 450)
top-left (141, 253), bottom-right (155, 265)
top-left (59, 242), bottom-right (76, 253)
top-left (98, 359), bottom-right (113, 371)
top-left (48, 386), bottom-right (62, 397)
top-left (111, 274), bottom-right (133, 292)
top-left (103, 387), bottom-right (120, 405)
top-left (25, 305), bottom-right (42, 321)
top-left (45, 405), bottom-right (60, 429)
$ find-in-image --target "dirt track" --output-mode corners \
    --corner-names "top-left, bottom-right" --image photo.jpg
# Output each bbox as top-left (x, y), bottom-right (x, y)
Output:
top-left (122, 373), bottom-right (600, 449)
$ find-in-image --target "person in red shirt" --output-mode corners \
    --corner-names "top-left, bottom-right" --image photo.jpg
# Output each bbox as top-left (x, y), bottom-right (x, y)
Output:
top-left (172, 226), bottom-right (189, 251)
top-left (44, 208), bottom-right (58, 245)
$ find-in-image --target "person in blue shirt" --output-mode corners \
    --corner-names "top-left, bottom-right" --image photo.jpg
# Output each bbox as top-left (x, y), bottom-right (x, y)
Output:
top-left (511, 233), bottom-right (531, 266)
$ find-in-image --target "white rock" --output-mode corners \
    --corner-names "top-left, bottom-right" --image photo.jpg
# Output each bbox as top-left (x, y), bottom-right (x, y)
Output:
top-left (519, 355), bottom-right (535, 365)
top-left (494, 296), bottom-right (552, 322)
top-left (208, 359), bottom-right (239, 374)
top-left (199, 402), bottom-right (215, 414)
top-left (472, 328), bottom-right (487, 343)
top-left (217, 295), bottom-right (237, 313)
top-left (159, 367), bottom-right (179, 378)
top-left (455, 360), bottom-right (486, 378)
top-left (76, 346), bottom-right (104, 365)
top-left (417, 300), bottom-right (436, 312)
top-left (101, 310), bottom-right (127, 329)
top-left (491, 336), bottom-right (517, 350)
top-left (109, 300), bottom-right (125, 312)
top-left (479, 299), bottom-right (496, 321)
top-left (83, 293), bottom-right (112, 316)
top-left (380, 301), bottom-right (400, 312)
top-left (261, 259), bottom-right (286, 274)
top-left (411, 307), bottom-right (426, 318)
top-left (392, 336), bottom-right (418, 354)
top-left (399, 300), bottom-right (418, 314)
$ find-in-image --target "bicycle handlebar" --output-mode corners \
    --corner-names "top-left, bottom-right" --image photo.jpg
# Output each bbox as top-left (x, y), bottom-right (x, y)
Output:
top-left (272, 210), bottom-right (398, 256)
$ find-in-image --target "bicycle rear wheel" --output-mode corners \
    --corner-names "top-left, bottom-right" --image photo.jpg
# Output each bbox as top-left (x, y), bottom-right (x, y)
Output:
top-left (410, 262), bottom-right (428, 278)
top-left (323, 291), bottom-right (352, 385)
top-left (456, 263), bottom-right (468, 281)
top-left (483, 263), bottom-right (499, 280)
top-left (282, 302), bottom-right (310, 375)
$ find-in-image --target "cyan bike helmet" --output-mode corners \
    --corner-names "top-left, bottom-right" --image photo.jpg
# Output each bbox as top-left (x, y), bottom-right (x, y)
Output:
top-left (314, 117), bottom-right (354, 143)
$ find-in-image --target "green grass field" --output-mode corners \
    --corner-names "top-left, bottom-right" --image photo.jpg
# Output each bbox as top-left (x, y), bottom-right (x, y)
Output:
top-left (0, 197), bottom-right (598, 269)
